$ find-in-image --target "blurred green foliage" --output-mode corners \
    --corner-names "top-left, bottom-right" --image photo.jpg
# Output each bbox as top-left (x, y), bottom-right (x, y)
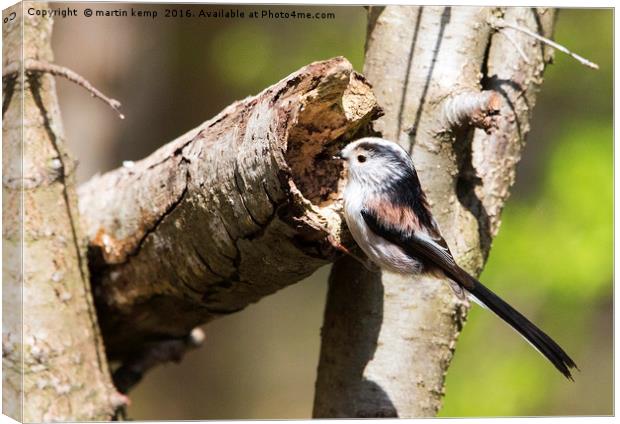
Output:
top-left (440, 8), bottom-right (612, 416)
top-left (208, 6), bottom-right (365, 96)
top-left (440, 123), bottom-right (613, 416)
top-left (498, 124), bottom-right (612, 301)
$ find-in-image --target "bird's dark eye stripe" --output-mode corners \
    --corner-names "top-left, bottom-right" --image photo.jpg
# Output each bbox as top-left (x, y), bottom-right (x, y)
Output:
top-left (356, 142), bottom-right (407, 164)
top-left (356, 142), bottom-right (393, 156)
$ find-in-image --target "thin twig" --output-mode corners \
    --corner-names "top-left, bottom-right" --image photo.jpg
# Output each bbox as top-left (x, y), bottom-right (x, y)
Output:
top-left (499, 28), bottom-right (531, 64)
top-left (3, 59), bottom-right (125, 118)
top-left (491, 18), bottom-right (599, 70)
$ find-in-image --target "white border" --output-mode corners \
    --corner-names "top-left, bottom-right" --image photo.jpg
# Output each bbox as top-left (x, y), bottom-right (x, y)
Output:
top-left (0, 1), bottom-right (615, 424)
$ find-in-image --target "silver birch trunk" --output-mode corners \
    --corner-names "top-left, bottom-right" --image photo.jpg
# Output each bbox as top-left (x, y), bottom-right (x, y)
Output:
top-left (313, 6), bottom-right (556, 418)
top-left (2, 3), bottom-right (122, 421)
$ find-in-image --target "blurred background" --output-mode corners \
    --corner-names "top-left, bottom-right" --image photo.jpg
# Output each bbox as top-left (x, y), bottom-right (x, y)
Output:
top-left (52, 5), bottom-right (612, 418)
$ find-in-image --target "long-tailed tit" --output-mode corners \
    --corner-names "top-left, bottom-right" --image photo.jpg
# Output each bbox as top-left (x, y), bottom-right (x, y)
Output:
top-left (336, 137), bottom-right (577, 380)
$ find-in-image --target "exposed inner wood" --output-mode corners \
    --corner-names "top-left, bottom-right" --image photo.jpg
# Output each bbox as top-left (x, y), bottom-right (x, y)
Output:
top-left (287, 71), bottom-right (379, 205)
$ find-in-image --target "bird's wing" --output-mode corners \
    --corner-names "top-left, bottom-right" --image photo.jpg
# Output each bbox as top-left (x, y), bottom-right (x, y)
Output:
top-left (360, 206), bottom-right (474, 290)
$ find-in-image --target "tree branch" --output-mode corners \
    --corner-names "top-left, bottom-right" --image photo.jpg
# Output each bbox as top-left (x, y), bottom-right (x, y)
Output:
top-left (77, 57), bottom-right (380, 363)
top-left (3, 59), bottom-right (124, 119)
top-left (442, 90), bottom-right (502, 131)
top-left (313, 6), bottom-right (556, 417)
top-left (112, 328), bottom-right (205, 394)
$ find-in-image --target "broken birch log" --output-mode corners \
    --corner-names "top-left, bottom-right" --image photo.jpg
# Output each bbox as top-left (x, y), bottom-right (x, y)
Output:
top-left (78, 57), bottom-right (380, 361)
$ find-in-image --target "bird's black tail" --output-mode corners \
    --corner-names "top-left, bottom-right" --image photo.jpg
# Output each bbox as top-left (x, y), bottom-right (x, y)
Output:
top-left (358, 208), bottom-right (577, 379)
top-left (465, 274), bottom-right (578, 380)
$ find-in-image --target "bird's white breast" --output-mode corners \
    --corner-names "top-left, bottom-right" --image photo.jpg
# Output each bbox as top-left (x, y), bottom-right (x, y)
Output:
top-left (343, 183), bottom-right (423, 274)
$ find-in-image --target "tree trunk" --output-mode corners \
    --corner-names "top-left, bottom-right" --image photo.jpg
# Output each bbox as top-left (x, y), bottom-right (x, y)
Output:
top-left (313, 6), bottom-right (555, 417)
top-left (2, 3), bottom-right (122, 421)
top-left (77, 57), bottom-right (380, 362)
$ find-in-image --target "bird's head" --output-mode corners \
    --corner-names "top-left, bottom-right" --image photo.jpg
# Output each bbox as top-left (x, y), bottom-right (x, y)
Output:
top-left (337, 137), bottom-right (414, 190)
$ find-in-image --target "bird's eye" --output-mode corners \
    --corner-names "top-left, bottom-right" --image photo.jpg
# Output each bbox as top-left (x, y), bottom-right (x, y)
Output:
top-left (357, 155), bottom-right (367, 163)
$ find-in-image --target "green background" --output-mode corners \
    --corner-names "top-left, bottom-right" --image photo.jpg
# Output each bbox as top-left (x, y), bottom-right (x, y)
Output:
top-left (54, 6), bottom-right (612, 418)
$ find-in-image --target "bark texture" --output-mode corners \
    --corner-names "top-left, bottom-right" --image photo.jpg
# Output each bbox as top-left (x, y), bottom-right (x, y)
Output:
top-left (78, 57), bottom-right (380, 361)
top-left (2, 3), bottom-right (121, 421)
top-left (2, 4), bottom-right (24, 420)
top-left (313, 6), bottom-right (556, 417)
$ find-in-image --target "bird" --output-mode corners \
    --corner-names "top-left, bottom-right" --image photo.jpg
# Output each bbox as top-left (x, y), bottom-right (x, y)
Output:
top-left (335, 136), bottom-right (577, 380)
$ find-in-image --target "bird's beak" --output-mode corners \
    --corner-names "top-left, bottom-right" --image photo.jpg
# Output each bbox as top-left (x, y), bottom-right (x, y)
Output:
top-left (332, 151), bottom-right (343, 160)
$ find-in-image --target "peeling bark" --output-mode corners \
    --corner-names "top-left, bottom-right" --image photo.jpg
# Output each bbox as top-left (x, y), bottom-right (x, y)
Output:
top-left (314, 6), bottom-right (555, 417)
top-left (78, 57), bottom-right (380, 361)
top-left (2, 3), bottom-right (121, 421)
